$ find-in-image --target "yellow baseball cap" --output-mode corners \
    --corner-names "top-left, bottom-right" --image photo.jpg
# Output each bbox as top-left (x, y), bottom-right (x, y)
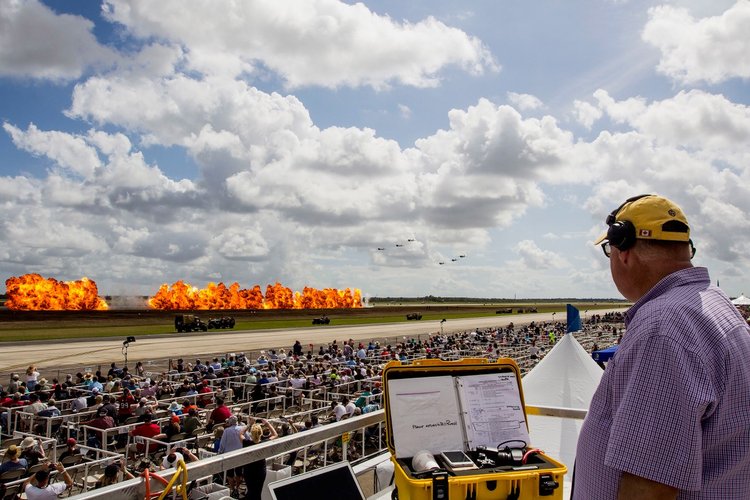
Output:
top-left (594, 194), bottom-right (690, 245)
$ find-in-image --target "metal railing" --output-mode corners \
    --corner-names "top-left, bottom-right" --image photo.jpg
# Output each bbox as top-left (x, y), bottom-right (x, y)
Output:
top-left (68, 404), bottom-right (585, 499)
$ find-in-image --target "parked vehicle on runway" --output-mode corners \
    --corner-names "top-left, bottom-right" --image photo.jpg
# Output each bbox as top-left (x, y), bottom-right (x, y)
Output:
top-left (312, 316), bottom-right (330, 325)
top-left (406, 312), bottom-right (422, 320)
top-left (207, 316), bottom-right (235, 329)
top-left (174, 314), bottom-right (208, 332)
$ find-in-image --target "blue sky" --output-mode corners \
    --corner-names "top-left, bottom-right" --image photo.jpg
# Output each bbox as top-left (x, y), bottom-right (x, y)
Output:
top-left (1, 0), bottom-right (749, 300)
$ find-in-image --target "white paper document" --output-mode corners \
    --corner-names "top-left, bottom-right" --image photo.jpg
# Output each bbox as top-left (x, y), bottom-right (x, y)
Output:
top-left (388, 371), bottom-right (530, 457)
top-left (456, 373), bottom-right (530, 450)
top-left (387, 376), bottom-right (465, 457)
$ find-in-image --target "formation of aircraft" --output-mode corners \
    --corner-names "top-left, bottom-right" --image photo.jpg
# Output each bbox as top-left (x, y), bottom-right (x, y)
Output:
top-left (437, 253), bottom-right (468, 266)
top-left (374, 239), bottom-right (417, 252)
top-left (373, 239), bottom-right (468, 267)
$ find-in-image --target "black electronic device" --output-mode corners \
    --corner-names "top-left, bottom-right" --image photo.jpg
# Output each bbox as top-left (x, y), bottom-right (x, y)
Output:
top-left (605, 194), bottom-right (651, 251)
top-left (268, 461), bottom-right (365, 500)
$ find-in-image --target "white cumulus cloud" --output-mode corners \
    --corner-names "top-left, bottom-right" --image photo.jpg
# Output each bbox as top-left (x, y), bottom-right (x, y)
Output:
top-left (643, 1), bottom-right (750, 85)
top-left (102, 0), bottom-right (499, 89)
top-left (0, 0), bottom-right (117, 80)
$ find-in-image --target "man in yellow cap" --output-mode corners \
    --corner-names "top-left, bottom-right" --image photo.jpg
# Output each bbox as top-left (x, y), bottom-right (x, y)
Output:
top-left (574, 194), bottom-right (750, 500)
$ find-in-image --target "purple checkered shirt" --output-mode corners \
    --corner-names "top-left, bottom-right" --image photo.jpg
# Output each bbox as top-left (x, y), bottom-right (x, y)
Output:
top-left (573, 267), bottom-right (750, 499)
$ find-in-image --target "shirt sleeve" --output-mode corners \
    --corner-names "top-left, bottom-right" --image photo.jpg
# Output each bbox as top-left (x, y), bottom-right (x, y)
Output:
top-left (604, 334), bottom-right (715, 491)
top-left (52, 481), bottom-right (68, 494)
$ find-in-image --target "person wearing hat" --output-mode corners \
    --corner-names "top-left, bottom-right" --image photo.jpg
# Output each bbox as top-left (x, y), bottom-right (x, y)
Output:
top-left (80, 407), bottom-right (115, 448)
top-left (0, 445), bottom-right (28, 474)
top-left (20, 436), bottom-right (46, 468)
top-left (23, 462), bottom-right (72, 499)
top-left (58, 438), bottom-right (82, 463)
top-left (217, 414), bottom-right (250, 495)
top-left (574, 194), bottom-right (750, 499)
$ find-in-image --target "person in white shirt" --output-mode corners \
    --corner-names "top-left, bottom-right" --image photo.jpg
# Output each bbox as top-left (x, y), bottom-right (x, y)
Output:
top-left (333, 400), bottom-right (347, 421)
top-left (23, 463), bottom-right (72, 500)
top-left (344, 397), bottom-right (357, 417)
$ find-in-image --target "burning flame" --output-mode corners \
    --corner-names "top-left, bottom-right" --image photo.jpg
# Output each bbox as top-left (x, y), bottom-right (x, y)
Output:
top-left (5, 273), bottom-right (109, 311)
top-left (148, 281), bottom-right (362, 310)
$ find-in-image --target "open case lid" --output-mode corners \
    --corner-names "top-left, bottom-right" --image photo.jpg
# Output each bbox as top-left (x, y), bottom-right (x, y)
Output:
top-left (382, 357), bottom-right (530, 458)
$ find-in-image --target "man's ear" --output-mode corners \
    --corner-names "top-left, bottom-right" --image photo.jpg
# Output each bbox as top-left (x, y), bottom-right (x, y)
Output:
top-left (617, 247), bottom-right (631, 265)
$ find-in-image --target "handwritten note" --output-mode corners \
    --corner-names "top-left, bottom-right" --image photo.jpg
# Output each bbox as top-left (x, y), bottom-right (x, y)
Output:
top-left (387, 376), bottom-right (465, 457)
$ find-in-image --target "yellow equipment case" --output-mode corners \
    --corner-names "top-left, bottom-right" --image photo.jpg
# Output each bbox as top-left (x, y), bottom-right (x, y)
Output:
top-left (383, 357), bottom-right (566, 500)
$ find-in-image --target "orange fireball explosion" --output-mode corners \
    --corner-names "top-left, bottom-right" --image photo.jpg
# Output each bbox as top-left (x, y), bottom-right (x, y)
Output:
top-left (148, 281), bottom-right (362, 310)
top-left (5, 274), bottom-right (109, 311)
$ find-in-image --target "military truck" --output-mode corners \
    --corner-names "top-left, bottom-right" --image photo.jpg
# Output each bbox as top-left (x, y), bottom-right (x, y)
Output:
top-left (175, 314), bottom-right (208, 332)
top-left (406, 312), bottom-right (422, 320)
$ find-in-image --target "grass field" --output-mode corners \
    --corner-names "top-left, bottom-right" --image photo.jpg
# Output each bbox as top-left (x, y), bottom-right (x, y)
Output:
top-left (0, 301), bottom-right (626, 343)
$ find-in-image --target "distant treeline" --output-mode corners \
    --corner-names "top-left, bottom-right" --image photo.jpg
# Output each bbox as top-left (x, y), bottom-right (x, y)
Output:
top-left (369, 295), bottom-right (627, 304)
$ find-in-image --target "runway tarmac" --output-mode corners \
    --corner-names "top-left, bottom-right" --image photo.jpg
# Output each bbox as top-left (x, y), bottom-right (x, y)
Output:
top-left (0, 310), bottom-right (622, 374)
top-left (0, 308), bottom-right (626, 500)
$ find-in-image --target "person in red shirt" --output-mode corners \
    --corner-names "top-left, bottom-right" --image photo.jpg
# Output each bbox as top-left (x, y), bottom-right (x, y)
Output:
top-left (81, 407), bottom-right (115, 448)
top-left (197, 380), bottom-right (213, 407)
top-left (117, 388), bottom-right (136, 423)
top-left (129, 413), bottom-right (165, 454)
top-left (206, 397), bottom-right (232, 430)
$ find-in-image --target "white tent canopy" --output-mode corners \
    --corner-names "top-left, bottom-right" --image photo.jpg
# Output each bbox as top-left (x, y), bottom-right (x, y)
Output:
top-left (731, 294), bottom-right (750, 305)
top-left (522, 333), bottom-right (604, 500)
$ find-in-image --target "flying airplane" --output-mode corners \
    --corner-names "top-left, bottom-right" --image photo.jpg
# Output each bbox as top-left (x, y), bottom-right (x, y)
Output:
top-left (377, 247), bottom-right (385, 251)
top-left (459, 254), bottom-right (466, 258)
top-left (439, 262), bottom-right (445, 265)
top-left (395, 244), bottom-right (404, 247)
top-left (451, 258), bottom-right (458, 262)
top-left (407, 239), bottom-right (415, 242)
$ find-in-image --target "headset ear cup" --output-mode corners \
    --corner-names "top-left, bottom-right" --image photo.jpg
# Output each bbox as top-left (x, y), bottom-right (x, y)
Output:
top-left (607, 220), bottom-right (636, 250)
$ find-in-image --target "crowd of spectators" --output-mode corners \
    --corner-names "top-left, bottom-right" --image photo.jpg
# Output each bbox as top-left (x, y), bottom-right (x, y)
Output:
top-left (1, 317), bottom-right (624, 498)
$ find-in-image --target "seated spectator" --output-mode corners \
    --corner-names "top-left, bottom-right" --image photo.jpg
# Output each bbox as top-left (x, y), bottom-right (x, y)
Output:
top-left (183, 407), bottom-right (201, 436)
top-left (344, 397), bottom-right (356, 417)
top-left (70, 390), bottom-right (88, 413)
top-left (133, 397), bottom-right (155, 418)
top-left (38, 399), bottom-right (61, 418)
top-left (58, 438), bottom-right (82, 463)
top-left (129, 413), bottom-right (164, 454)
top-left (167, 401), bottom-right (182, 415)
top-left (80, 407), bottom-right (116, 448)
top-left (24, 393), bottom-right (47, 415)
top-left (23, 463), bottom-right (72, 498)
top-left (0, 445), bottom-right (28, 475)
top-left (205, 397), bottom-right (231, 430)
top-left (159, 447), bottom-right (198, 470)
top-left (116, 388), bottom-right (136, 423)
top-left (164, 415), bottom-right (182, 440)
top-left (20, 436), bottom-right (46, 468)
top-left (332, 399), bottom-right (346, 421)
top-left (95, 460), bottom-right (134, 489)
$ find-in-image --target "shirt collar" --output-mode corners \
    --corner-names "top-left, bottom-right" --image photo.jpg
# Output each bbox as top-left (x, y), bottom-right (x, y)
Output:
top-left (624, 266), bottom-right (710, 327)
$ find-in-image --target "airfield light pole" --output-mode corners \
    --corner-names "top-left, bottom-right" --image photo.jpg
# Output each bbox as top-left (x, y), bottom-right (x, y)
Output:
top-left (122, 336), bottom-right (136, 368)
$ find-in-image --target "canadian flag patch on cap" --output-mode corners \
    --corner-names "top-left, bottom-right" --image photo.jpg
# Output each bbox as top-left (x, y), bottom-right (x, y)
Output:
top-left (639, 229), bottom-right (652, 237)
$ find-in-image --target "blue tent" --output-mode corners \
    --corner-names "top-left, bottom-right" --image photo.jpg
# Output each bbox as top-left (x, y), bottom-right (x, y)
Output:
top-left (592, 345), bottom-right (618, 362)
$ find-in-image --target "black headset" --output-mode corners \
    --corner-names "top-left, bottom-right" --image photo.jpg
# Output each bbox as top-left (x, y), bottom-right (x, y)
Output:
top-left (605, 194), bottom-right (651, 251)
